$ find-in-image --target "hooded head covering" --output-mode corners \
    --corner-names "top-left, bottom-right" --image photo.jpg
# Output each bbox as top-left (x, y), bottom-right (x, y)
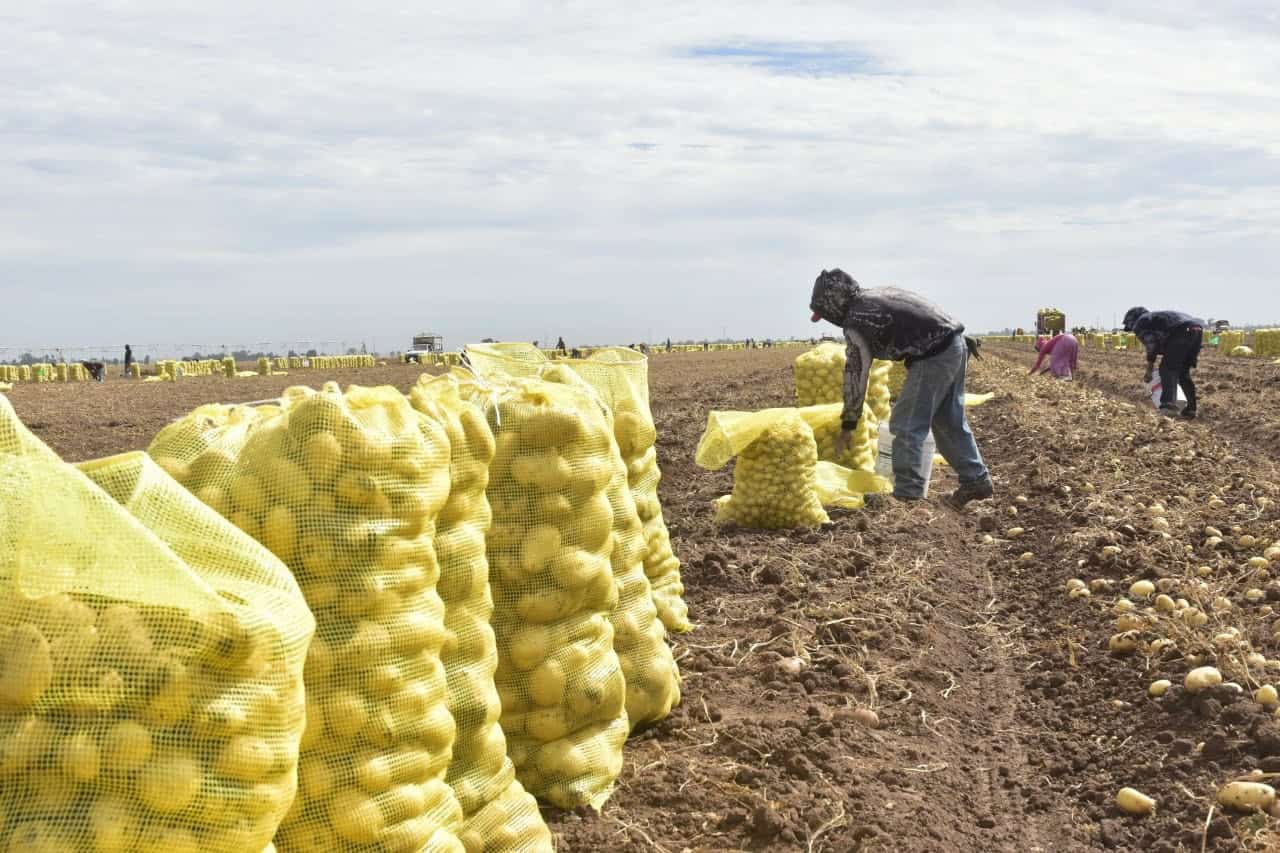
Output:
top-left (1122, 306), bottom-right (1147, 332)
top-left (809, 268), bottom-right (861, 324)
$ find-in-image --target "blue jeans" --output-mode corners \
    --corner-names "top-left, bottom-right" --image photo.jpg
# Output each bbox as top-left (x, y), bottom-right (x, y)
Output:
top-left (889, 334), bottom-right (989, 499)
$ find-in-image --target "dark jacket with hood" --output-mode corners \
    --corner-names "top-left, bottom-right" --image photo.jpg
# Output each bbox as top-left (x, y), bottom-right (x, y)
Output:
top-left (1124, 309), bottom-right (1205, 364)
top-left (810, 269), bottom-right (963, 430)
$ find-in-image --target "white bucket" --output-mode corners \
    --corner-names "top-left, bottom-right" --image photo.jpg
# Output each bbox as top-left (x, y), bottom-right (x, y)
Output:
top-left (876, 420), bottom-right (935, 496)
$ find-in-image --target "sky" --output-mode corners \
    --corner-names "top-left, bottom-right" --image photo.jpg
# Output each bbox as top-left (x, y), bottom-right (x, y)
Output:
top-left (3, 1), bottom-right (1279, 356)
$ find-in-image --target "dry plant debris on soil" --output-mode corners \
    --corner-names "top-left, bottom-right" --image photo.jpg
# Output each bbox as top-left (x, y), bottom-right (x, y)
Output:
top-left (6, 345), bottom-right (1280, 852)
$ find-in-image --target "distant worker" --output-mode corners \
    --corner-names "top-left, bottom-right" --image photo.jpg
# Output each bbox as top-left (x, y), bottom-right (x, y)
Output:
top-left (82, 361), bottom-right (105, 382)
top-left (570, 347), bottom-right (582, 359)
top-left (123, 344), bottom-right (133, 377)
top-left (809, 268), bottom-right (993, 509)
top-left (555, 336), bottom-right (566, 354)
top-left (1029, 331), bottom-right (1079, 380)
top-left (1122, 306), bottom-right (1204, 419)
top-left (665, 338), bottom-right (672, 352)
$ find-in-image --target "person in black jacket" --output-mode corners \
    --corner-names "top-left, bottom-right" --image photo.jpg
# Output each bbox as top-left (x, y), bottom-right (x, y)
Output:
top-left (1122, 307), bottom-right (1204, 419)
top-left (810, 268), bottom-right (993, 509)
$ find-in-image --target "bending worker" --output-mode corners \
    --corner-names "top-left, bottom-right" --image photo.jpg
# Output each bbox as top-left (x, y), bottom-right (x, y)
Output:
top-left (1030, 331), bottom-right (1079, 379)
top-left (1122, 306), bottom-right (1204, 419)
top-left (809, 268), bottom-right (994, 509)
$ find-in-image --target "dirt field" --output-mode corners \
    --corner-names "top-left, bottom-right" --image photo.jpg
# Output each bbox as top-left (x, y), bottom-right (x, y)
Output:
top-left (4, 346), bottom-right (1280, 852)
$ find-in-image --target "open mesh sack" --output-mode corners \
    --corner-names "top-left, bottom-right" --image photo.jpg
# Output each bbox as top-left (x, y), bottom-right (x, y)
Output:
top-left (697, 409), bottom-right (829, 529)
top-left (149, 383), bottom-right (465, 852)
top-left (0, 395), bottom-right (312, 853)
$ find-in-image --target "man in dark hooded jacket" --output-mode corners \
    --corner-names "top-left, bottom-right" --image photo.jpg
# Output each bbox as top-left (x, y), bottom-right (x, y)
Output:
top-left (1122, 307), bottom-right (1204, 418)
top-left (809, 268), bottom-right (993, 509)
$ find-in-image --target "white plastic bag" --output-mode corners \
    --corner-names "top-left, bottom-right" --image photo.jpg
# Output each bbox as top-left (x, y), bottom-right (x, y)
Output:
top-left (1145, 377), bottom-right (1185, 409)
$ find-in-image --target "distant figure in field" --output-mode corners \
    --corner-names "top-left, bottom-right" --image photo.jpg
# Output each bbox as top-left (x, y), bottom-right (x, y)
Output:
top-left (1030, 332), bottom-right (1079, 380)
top-left (665, 338), bottom-right (672, 352)
top-left (123, 345), bottom-right (133, 377)
top-left (555, 336), bottom-right (567, 354)
top-left (1123, 306), bottom-right (1204, 419)
top-left (82, 361), bottom-right (105, 382)
top-left (570, 348), bottom-right (582, 359)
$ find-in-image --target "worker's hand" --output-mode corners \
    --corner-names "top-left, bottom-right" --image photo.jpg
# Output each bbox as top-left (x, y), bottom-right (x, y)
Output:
top-left (833, 428), bottom-right (853, 457)
top-left (1143, 367), bottom-right (1153, 383)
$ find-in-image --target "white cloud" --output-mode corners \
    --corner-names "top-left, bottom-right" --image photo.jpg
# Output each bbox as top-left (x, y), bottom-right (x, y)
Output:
top-left (2, 0), bottom-right (1279, 357)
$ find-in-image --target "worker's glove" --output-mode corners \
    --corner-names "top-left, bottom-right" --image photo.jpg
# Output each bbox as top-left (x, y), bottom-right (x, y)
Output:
top-left (964, 335), bottom-right (982, 360)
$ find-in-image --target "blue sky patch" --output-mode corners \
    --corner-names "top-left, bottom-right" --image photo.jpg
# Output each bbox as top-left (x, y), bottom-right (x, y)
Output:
top-left (685, 41), bottom-right (889, 77)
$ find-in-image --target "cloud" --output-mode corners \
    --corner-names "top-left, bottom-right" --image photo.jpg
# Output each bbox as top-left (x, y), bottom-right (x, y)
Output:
top-left (2, 0), bottom-right (1279, 358)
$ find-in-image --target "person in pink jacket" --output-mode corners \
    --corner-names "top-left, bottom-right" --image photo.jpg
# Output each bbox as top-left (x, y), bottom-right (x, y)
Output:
top-left (1030, 332), bottom-right (1079, 379)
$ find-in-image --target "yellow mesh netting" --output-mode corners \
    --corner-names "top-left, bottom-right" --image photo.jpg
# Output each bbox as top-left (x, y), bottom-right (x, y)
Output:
top-left (805, 403), bottom-right (878, 473)
top-left (867, 361), bottom-right (892, 422)
top-left (531, 364), bottom-right (680, 730)
top-left (697, 409), bottom-right (829, 529)
top-left (467, 344), bottom-right (689, 635)
top-left (149, 383), bottom-right (465, 852)
top-left (793, 345), bottom-right (893, 473)
top-left (470, 375), bottom-right (629, 809)
top-left (408, 373), bottom-right (552, 853)
top-left (793, 343), bottom-right (844, 407)
top-left (0, 395), bottom-right (313, 852)
top-left (886, 361), bottom-right (907, 398)
top-left (559, 349), bottom-right (689, 635)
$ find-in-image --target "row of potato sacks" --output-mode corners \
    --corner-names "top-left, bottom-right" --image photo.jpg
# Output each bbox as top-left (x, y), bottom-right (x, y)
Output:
top-left (149, 382), bottom-right (543, 852)
top-left (0, 395), bottom-right (314, 852)
top-left (148, 359), bottom-right (685, 849)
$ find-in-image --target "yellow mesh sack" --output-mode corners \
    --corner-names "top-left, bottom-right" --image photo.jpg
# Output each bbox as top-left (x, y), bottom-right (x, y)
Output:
top-left (463, 344), bottom-right (547, 379)
top-left (0, 396), bottom-right (313, 853)
top-left (409, 374), bottom-right (552, 853)
top-left (532, 364), bottom-right (680, 730)
top-left (803, 403), bottom-right (878, 473)
top-left (697, 409), bottom-right (829, 529)
top-left (793, 343), bottom-right (844, 407)
top-left (886, 361), bottom-right (907, 398)
top-left (867, 360), bottom-right (892, 422)
top-left (149, 383), bottom-right (466, 852)
top-left (475, 375), bottom-right (629, 809)
top-left (467, 344), bottom-right (690, 636)
top-left (557, 348), bottom-right (689, 635)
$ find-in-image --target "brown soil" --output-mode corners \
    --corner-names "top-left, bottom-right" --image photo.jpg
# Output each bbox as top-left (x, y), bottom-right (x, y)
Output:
top-left (1, 362), bottom-right (438, 462)
top-left (6, 346), bottom-right (1280, 852)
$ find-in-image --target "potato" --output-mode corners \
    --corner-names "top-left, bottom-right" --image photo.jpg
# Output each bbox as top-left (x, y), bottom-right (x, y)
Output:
top-left (1109, 632), bottom-right (1140, 655)
top-left (1116, 787), bottom-right (1156, 815)
top-left (1185, 666), bottom-right (1223, 694)
top-left (1129, 580), bottom-right (1155, 599)
top-left (1217, 781), bottom-right (1276, 812)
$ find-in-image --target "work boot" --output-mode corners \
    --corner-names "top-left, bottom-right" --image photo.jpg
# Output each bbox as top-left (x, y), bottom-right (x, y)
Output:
top-left (1158, 404), bottom-right (1180, 417)
top-left (943, 477), bottom-right (994, 511)
top-left (1180, 407), bottom-right (1197, 420)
